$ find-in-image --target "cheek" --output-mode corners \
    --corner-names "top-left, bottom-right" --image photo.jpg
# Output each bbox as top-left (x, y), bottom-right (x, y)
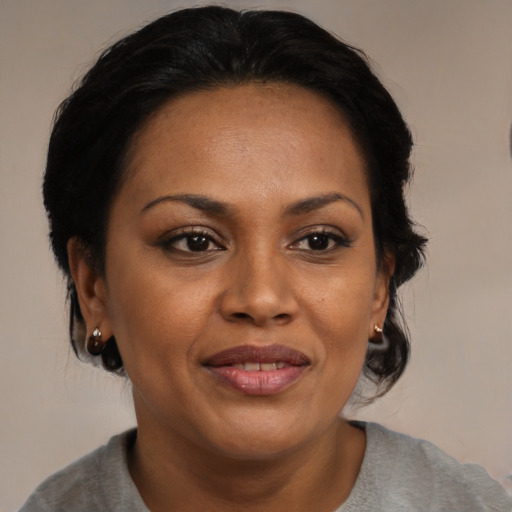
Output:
top-left (104, 253), bottom-right (217, 363)
top-left (301, 265), bottom-right (375, 385)
top-left (304, 265), bottom-right (376, 339)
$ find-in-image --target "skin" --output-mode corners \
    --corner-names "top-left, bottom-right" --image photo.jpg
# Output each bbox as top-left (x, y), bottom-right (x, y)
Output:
top-left (69, 83), bottom-right (393, 511)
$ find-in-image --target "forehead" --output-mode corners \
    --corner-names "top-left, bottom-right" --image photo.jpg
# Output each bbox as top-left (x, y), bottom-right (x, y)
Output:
top-left (122, 83), bottom-right (369, 211)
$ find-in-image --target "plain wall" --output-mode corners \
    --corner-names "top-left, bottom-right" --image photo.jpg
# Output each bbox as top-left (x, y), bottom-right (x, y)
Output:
top-left (1, 0), bottom-right (511, 509)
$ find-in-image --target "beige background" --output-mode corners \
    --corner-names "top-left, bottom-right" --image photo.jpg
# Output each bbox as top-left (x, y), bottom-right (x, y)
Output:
top-left (1, 0), bottom-right (511, 509)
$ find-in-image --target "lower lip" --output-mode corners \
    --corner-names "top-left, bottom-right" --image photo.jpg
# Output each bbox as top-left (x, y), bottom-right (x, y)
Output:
top-left (205, 365), bottom-right (308, 395)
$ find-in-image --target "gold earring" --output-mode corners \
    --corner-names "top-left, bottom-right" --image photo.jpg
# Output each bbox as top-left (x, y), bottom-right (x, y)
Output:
top-left (369, 324), bottom-right (385, 347)
top-left (87, 327), bottom-right (105, 355)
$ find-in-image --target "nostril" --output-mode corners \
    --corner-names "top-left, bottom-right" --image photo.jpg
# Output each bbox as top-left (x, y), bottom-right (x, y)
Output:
top-left (230, 311), bottom-right (291, 324)
top-left (274, 313), bottom-right (291, 325)
top-left (233, 312), bottom-right (251, 319)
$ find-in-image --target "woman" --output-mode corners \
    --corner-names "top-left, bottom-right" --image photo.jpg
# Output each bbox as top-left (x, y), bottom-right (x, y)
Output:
top-left (20, 6), bottom-right (511, 511)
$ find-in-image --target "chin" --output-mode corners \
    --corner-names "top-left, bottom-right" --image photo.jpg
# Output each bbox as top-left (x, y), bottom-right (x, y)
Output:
top-left (203, 415), bottom-right (328, 462)
top-left (212, 437), bottom-right (304, 462)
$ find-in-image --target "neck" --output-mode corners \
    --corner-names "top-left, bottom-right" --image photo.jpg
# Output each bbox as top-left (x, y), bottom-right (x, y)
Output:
top-left (128, 414), bottom-right (365, 512)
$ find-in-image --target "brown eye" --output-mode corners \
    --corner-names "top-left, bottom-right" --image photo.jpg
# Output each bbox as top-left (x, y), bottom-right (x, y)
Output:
top-left (186, 235), bottom-right (211, 252)
top-left (290, 230), bottom-right (353, 253)
top-left (306, 234), bottom-right (330, 251)
top-left (158, 228), bottom-right (225, 255)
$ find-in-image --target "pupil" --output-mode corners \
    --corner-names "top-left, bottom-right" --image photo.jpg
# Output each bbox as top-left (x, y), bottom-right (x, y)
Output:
top-left (308, 235), bottom-right (329, 250)
top-left (187, 236), bottom-right (209, 251)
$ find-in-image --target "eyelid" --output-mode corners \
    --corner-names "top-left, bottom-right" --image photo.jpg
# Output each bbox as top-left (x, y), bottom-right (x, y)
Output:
top-left (291, 224), bottom-right (351, 241)
top-left (156, 226), bottom-right (226, 252)
top-left (289, 226), bottom-right (353, 251)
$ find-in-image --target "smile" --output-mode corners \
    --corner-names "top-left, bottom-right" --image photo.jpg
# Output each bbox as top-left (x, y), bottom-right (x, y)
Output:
top-left (203, 345), bottom-right (310, 395)
top-left (231, 362), bottom-right (288, 371)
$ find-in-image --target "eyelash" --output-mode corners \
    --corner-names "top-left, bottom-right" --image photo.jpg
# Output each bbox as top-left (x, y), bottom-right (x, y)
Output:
top-left (158, 227), bottom-right (225, 254)
top-left (290, 229), bottom-right (353, 253)
top-left (157, 227), bottom-right (352, 255)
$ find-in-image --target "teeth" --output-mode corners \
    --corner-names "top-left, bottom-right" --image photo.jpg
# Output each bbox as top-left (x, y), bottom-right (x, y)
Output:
top-left (231, 362), bottom-right (285, 371)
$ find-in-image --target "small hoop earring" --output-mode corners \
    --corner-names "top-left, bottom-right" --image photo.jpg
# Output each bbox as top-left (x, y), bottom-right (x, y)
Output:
top-left (87, 327), bottom-right (105, 356)
top-left (373, 324), bottom-right (383, 335)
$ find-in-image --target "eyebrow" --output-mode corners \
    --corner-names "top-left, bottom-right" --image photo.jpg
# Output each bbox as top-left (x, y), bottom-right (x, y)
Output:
top-left (285, 193), bottom-right (363, 219)
top-left (140, 194), bottom-right (232, 216)
top-left (141, 191), bottom-right (363, 219)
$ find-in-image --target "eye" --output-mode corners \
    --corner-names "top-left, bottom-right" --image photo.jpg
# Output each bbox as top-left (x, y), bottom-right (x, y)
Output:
top-left (159, 228), bottom-right (225, 254)
top-left (290, 230), bottom-right (352, 252)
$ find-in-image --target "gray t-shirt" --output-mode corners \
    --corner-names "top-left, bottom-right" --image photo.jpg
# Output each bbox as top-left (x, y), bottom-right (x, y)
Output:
top-left (19, 422), bottom-right (512, 511)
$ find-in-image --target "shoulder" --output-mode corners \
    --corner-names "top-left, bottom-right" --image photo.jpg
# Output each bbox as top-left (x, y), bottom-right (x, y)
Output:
top-left (341, 422), bottom-right (511, 512)
top-left (18, 429), bottom-right (147, 512)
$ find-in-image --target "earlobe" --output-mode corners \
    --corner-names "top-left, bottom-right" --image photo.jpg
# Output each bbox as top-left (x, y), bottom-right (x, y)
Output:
top-left (369, 252), bottom-right (395, 338)
top-left (67, 238), bottom-right (112, 339)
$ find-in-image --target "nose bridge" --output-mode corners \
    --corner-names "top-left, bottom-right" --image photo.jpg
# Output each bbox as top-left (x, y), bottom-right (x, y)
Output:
top-left (220, 242), bottom-right (297, 325)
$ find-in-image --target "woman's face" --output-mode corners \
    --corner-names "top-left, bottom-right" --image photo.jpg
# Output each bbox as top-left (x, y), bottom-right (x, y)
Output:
top-left (93, 83), bottom-right (390, 458)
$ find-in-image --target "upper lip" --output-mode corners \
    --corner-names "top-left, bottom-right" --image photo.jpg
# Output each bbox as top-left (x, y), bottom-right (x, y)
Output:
top-left (204, 344), bottom-right (310, 367)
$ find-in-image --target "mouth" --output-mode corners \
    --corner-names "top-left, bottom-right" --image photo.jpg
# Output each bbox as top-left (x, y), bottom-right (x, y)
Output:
top-left (203, 345), bottom-right (310, 395)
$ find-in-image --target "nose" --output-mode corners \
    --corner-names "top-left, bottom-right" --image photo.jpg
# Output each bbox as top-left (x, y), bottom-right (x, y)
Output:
top-left (219, 250), bottom-right (299, 327)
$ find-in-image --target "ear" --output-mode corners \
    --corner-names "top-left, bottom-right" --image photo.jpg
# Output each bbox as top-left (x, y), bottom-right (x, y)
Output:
top-left (67, 237), bottom-right (113, 340)
top-left (368, 252), bottom-right (395, 339)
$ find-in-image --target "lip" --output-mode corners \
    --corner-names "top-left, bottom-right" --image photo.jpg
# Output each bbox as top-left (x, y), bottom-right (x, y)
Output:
top-left (203, 344), bottom-right (310, 396)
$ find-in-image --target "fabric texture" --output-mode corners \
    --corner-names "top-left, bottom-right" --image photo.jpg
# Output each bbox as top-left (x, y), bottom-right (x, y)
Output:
top-left (336, 423), bottom-right (511, 512)
top-left (19, 422), bottom-right (512, 512)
